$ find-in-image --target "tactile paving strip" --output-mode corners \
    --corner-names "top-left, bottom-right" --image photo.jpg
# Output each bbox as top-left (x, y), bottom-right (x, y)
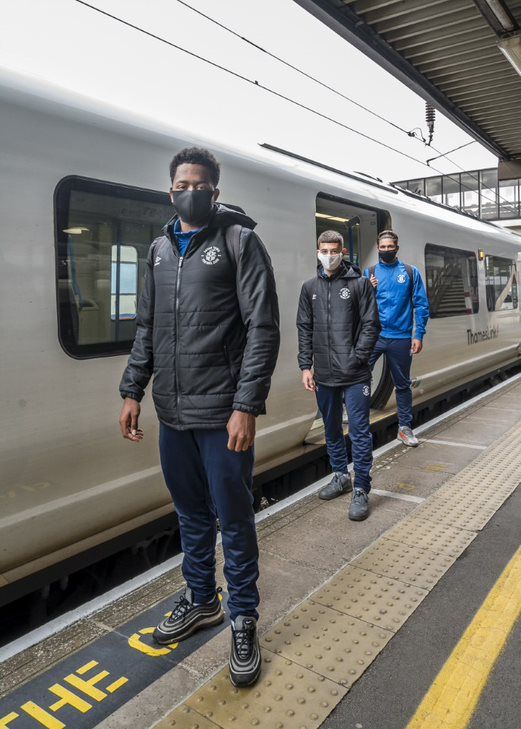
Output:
top-left (156, 424), bottom-right (521, 729)
top-left (384, 516), bottom-right (477, 557)
top-left (312, 565), bottom-right (428, 632)
top-left (436, 428), bottom-right (521, 499)
top-left (437, 472), bottom-right (519, 503)
top-left (184, 652), bottom-right (347, 729)
top-left (260, 600), bottom-right (392, 687)
top-left (155, 705), bottom-right (218, 728)
top-left (412, 494), bottom-right (506, 531)
top-left (352, 538), bottom-right (455, 590)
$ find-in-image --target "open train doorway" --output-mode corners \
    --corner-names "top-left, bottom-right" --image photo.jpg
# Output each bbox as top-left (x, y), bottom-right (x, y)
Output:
top-left (315, 193), bottom-right (394, 409)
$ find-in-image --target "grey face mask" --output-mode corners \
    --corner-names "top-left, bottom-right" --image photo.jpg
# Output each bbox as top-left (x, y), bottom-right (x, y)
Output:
top-left (318, 252), bottom-right (342, 271)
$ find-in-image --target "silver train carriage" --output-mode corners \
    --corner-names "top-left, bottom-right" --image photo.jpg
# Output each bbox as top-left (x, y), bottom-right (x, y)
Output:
top-left (1, 70), bottom-right (520, 595)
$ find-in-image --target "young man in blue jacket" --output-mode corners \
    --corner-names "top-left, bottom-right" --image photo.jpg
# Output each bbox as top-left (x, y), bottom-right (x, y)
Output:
top-left (364, 230), bottom-right (429, 447)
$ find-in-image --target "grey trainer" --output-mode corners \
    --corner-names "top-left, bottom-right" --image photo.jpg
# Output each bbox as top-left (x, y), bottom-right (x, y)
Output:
top-left (319, 472), bottom-right (352, 500)
top-left (348, 487), bottom-right (369, 521)
top-left (229, 616), bottom-right (261, 687)
top-left (153, 587), bottom-right (224, 645)
top-left (398, 426), bottom-right (419, 447)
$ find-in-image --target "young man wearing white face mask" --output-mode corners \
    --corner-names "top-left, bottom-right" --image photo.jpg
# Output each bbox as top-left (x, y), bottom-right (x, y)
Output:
top-left (297, 230), bottom-right (380, 521)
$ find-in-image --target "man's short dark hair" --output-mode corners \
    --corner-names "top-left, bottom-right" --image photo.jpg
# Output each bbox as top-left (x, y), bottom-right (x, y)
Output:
top-left (169, 147), bottom-right (220, 186)
top-left (317, 230), bottom-right (344, 248)
top-left (377, 230), bottom-right (399, 245)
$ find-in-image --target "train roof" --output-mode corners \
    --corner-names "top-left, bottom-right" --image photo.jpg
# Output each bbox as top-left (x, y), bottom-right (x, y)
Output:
top-left (1, 67), bottom-right (520, 248)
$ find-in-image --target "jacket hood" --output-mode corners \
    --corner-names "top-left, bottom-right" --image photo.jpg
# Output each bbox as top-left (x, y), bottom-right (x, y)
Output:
top-left (163, 203), bottom-right (256, 235)
top-left (317, 261), bottom-right (362, 279)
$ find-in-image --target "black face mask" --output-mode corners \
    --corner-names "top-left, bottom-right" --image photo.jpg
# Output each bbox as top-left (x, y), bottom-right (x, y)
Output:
top-left (172, 189), bottom-right (214, 227)
top-left (379, 249), bottom-right (398, 264)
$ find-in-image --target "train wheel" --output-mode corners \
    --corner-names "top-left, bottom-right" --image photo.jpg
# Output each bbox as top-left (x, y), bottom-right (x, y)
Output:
top-left (371, 354), bottom-right (393, 410)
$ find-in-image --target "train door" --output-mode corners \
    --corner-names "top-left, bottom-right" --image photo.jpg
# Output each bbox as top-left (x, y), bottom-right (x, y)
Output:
top-left (315, 193), bottom-right (387, 270)
top-left (315, 193), bottom-right (393, 409)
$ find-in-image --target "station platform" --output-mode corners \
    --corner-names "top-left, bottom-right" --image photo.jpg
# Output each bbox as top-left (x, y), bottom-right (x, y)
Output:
top-left (1, 377), bottom-right (520, 729)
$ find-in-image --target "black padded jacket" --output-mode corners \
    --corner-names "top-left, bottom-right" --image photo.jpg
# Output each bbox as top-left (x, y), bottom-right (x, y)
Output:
top-left (119, 204), bottom-right (280, 429)
top-left (297, 262), bottom-right (381, 387)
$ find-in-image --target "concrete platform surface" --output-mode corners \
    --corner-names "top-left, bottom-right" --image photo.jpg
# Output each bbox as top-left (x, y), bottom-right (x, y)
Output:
top-left (0, 378), bottom-right (519, 729)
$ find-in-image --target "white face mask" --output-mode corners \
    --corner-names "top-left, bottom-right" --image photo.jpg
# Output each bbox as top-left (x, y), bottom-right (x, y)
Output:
top-left (318, 252), bottom-right (342, 272)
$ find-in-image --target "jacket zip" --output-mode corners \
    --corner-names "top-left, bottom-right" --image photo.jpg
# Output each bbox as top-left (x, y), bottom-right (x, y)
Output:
top-left (175, 255), bottom-right (184, 424)
top-left (171, 229), bottom-right (202, 425)
top-left (327, 279), bottom-right (332, 372)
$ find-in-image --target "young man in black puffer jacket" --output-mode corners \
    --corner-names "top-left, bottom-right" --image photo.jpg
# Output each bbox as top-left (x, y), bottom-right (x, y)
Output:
top-left (297, 230), bottom-right (380, 521)
top-left (119, 147), bottom-right (279, 688)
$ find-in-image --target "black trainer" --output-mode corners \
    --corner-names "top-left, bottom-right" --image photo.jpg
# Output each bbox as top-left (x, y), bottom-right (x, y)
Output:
top-left (229, 616), bottom-right (261, 687)
top-left (348, 487), bottom-right (370, 521)
top-left (153, 587), bottom-right (224, 645)
top-left (319, 472), bottom-right (352, 500)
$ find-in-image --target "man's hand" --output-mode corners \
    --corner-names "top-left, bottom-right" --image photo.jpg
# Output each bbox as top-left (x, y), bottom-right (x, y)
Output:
top-left (369, 274), bottom-right (378, 289)
top-left (302, 369), bottom-right (316, 392)
top-left (227, 411), bottom-right (256, 452)
top-left (411, 339), bottom-right (423, 355)
top-left (119, 398), bottom-right (143, 442)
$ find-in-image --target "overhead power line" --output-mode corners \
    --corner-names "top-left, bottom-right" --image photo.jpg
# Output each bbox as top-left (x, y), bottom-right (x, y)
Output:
top-left (175, 0), bottom-right (414, 139)
top-left (426, 141), bottom-right (475, 166)
top-left (175, 0), bottom-right (514, 212)
top-left (72, 0), bottom-right (435, 166)
top-left (73, 0), bottom-right (514, 213)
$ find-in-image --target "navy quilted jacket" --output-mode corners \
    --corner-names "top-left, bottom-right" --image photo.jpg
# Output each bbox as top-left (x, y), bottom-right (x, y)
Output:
top-left (297, 262), bottom-right (380, 387)
top-left (120, 204), bottom-right (280, 429)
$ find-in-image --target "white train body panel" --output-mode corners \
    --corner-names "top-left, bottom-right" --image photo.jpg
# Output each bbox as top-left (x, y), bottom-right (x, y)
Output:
top-left (0, 72), bottom-right (520, 579)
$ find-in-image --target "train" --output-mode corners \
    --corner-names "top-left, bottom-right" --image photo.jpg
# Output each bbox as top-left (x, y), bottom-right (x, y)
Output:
top-left (1, 68), bottom-right (520, 602)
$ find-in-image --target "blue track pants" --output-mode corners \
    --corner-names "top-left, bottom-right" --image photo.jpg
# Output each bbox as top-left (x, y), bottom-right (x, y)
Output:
top-left (159, 425), bottom-right (259, 621)
top-left (316, 382), bottom-right (373, 493)
top-left (369, 337), bottom-right (413, 429)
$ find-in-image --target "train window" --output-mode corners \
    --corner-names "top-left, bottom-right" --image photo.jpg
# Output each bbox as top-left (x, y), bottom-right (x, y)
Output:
top-left (315, 193), bottom-right (390, 269)
top-left (111, 245), bottom-right (138, 321)
top-left (485, 256), bottom-right (519, 312)
top-left (425, 244), bottom-right (479, 318)
top-left (55, 176), bottom-right (172, 358)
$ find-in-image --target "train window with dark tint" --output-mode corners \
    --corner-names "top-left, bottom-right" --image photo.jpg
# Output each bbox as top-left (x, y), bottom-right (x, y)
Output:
top-left (55, 176), bottom-right (172, 358)
top-left (425, 244), bottom-right (479, 318)
top-left (485, 255), bottom-right (518, 312)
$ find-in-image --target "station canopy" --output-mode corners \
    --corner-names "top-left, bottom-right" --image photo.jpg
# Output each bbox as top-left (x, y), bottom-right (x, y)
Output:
top-left (295, 1), bottom-right (521, 164)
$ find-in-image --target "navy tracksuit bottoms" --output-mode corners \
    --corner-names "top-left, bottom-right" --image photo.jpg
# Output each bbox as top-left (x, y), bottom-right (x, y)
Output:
top-left (369, 337), bottom-right (413, 429)
top-left (316, 381), bottom-right (373, 493)
top-left (159, 424), bottom-right (259, 621)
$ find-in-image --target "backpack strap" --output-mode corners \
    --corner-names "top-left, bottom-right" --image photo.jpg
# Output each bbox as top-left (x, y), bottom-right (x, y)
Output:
top-left (369, 262), bottom-right (414, 305)
top-left (225, 224), bottom-right (242, 269)
top-left (403, 262), bottom-right (414, 304)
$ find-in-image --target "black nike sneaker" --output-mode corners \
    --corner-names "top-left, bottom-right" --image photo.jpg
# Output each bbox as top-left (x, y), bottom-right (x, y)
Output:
top-left (229, 615), bottom-right (262, 687)
top-left (153, 587), bottom-right (224, 645)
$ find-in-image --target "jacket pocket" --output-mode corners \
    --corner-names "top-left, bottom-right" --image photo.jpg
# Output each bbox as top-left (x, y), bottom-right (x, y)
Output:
top-left (223, 344), bottom-right (238, 385)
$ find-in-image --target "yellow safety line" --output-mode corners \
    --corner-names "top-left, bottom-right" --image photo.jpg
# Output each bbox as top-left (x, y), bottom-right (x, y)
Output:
top-left (406, 547), bottom-right (521, 729)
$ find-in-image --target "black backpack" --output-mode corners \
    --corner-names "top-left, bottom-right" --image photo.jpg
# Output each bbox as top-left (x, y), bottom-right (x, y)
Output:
top-left (225, 224), bottom-right (243, 268)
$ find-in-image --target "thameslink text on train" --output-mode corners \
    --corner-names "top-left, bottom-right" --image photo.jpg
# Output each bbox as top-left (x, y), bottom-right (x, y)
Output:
top-left (467, 326), bottom-right (499, 345)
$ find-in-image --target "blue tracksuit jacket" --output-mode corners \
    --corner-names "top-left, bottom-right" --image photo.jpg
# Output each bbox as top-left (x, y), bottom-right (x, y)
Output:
top-left (363, 260), bottom-right (430, 340)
